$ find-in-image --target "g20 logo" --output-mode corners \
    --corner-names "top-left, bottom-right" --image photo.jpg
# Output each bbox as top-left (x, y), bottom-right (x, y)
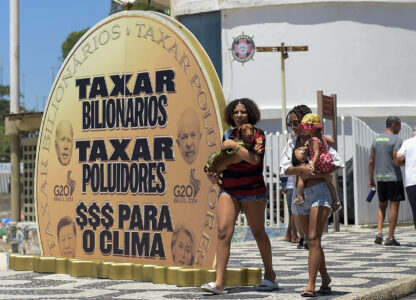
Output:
top-left (53, 171), bottom-right (76, 197)
top-left (54, 184), bottom-right (73, 196)
top-left (173, 169), bottom-right (200, 198)
top-left (173, 185), bottom-right (194, 198)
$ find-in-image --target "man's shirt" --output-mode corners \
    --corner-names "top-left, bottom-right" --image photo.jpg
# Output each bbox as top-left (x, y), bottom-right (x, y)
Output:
top-left (397, 136), bottom-right (416, 187)
top-left (371, 133), bottom-right (403, 182)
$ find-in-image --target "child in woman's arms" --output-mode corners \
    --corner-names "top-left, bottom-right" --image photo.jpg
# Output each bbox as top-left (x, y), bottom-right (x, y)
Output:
top-left (293, 113), bottom-right (341, 213)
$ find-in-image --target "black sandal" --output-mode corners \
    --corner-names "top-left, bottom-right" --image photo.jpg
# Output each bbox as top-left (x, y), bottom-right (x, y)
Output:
top-left (318, 286), bottom-right (332, 294)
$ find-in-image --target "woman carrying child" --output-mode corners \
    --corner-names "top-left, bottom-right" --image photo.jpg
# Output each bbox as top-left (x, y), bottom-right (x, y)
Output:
top-left (292, 113), bottom-right (341, 213)
top-left (280, 105), bottom-right (343, 297)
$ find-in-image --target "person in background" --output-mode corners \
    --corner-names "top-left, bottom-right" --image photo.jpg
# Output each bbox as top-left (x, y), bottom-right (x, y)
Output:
top-left (394, 125), bottom-right (416, 230)
top-left (282, 175), bottom-right (300, 244)
top-left (369, 116), bottom-right (404, 246)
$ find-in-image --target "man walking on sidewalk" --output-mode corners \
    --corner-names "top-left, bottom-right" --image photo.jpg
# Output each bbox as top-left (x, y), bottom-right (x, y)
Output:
top-left (395, 125), bottom-right (416, 230)
top-left (368, 116), bottom-right (404, 246)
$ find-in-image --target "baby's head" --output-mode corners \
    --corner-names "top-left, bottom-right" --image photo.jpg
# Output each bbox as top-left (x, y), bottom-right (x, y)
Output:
top-left (300, 113), bottom-right (323, 135)
top-left (295, 145), bottom-right (309, 163)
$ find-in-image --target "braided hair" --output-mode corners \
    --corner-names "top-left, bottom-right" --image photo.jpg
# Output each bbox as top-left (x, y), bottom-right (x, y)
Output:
top-left (286, 105), bottom-right (312, 126)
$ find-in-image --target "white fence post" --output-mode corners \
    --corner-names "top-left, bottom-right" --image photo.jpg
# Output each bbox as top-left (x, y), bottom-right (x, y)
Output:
top-left (276, 132), bottom-right (282, 228)
top-left (352, 116), bottom-right (358, 225)
top-left (341, 116), bottom-right (348, 225)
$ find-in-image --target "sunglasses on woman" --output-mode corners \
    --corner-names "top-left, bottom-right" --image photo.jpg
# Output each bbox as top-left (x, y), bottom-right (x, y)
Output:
top-left (287, 121), bottom-right (300, 128)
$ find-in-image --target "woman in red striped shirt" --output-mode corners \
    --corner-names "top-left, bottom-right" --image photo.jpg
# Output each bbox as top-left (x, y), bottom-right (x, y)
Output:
top-left (201, 98), bottom-right (278, 295)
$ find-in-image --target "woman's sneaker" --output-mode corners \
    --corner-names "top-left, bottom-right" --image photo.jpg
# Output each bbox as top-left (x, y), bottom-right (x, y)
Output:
top-left (297, 237), bottom-right (304, 249)
top-left (374, 233), bottom-right (383, 244)
top-left (385, 238), bottom-right (400, 246)
top-left (297, 237), bottom-right (309, 250)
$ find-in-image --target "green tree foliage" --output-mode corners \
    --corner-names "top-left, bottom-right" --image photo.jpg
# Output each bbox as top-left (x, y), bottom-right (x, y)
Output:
top-left (0, 86), bottom-right (11, 161)
top-left (0, 85), bottom-right (10, 99)
top-left (61, 28), bottom-right (89, 61)
top-left (111, 2), bottom-right (166, 14)
top-left (128, 2), bottom-right (165, 13)
top-left (60, 2), bottom-right (168, 62)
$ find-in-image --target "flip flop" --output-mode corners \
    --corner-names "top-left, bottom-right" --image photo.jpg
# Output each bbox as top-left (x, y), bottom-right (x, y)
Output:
top-left (301, 289), bottom-right (317, 297)
top-left (201, 282), bottom-right (227, 295)
top-left (318, 286), bottom-right (332, 294)
top-left (255, 279), bottom-right (279, 291)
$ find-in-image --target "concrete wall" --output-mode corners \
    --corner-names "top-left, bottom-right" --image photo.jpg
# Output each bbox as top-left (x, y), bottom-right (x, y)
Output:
top-left (178, 11), bottom-right (223, 82)
top-left (220, 2), bottom-right (416, 120)
top-left (172, 1), bottom-right (416, 159)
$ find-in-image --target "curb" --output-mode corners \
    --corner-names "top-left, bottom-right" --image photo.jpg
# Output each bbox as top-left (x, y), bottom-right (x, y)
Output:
top-left (8, 254), bottom-right (262, 287)
top-left (335, 275), bottom-right (416, 300)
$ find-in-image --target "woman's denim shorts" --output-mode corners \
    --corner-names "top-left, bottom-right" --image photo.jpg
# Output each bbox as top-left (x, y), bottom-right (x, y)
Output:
top-left (291, 182), bottom-right (332, 215)
top-left (220, 189), bottom-right (267, 202)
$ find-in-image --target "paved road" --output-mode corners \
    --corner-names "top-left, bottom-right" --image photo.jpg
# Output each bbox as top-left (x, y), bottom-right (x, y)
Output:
top-left (0, 225), bottom-right (415, 299)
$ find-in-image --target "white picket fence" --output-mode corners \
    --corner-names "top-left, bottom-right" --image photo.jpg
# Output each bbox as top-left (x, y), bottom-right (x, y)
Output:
top-left (0, 163), bottom-right (25, 195)
top-left (0, 163), bottom-right (12, 194)
top-left (243, 117), bottom-right (414, 228)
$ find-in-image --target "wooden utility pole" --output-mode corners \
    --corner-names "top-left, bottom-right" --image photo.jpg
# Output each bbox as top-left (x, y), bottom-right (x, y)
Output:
top-left (317, 91), bottom-right (340, 232)
top-left (256, 43), bottom-right (308, 226)
top-left (10, 0), bottom-right (21, 222)
top-left (256, 43), bottom-right (308, 144)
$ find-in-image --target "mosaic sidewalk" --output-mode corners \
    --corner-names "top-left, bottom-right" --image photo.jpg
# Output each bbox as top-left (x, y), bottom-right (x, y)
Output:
top-left (0, 225), bottom-right (415, 299)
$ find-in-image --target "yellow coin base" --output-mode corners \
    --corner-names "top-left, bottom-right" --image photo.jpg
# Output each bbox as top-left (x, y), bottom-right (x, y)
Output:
top-left (9, 254), bottom-right (261, 287)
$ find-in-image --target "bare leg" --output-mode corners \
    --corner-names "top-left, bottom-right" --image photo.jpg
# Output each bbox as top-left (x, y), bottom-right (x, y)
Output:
top-left (296, 214), bottom-right (309, 247)
top-left (290, 215), bottom-right (299, 242)
top-left (294, 176), bottom-right (305, 204)
top-left (378, 201), bottom-right (388, 235)
top-left (283, 191), bottom-right (293, 241)
top-left (305, 206), bottom-right (331, 292)
top-left (294, 214), bottom-right (305, 239)
top-left (214, 193), bottom-right (240, 290)
top-left (296, 211), bottom-right (330, 285)
top-left (298, 176), bottom-right (304, 198)
top-left (283, 215), bottom-right (293, 241)
top-left (388, 201), bottom-right (400, 240)
top-left (319, 247), bottom-right (331, 287)
top-left (284, 189), bottom-right (299, 241)
top-left (284, 214), bottom-right (296, 241)
top-left (323, 175), bottom-right (338, 209)
top-left (242, 200), bottom-right (276, 282)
